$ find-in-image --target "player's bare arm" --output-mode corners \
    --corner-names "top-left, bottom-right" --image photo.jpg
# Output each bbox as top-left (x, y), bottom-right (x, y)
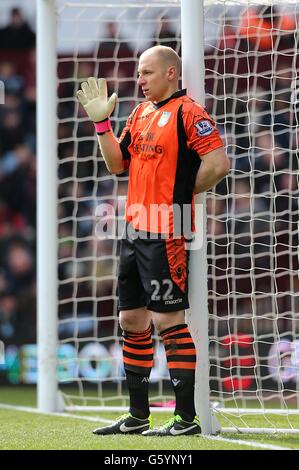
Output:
top-left (77, 77), bottom-right (125, 174)
top-left (194, 146), bottom-right (230, 193)
top-left (97, 131), bottom-right (125, 175)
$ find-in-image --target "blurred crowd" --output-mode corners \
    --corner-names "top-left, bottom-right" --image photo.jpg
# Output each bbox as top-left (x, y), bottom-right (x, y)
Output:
top-left (0, 8), bottom-right (36, 346)
top-left (0, 5), bottom-right (299, 350)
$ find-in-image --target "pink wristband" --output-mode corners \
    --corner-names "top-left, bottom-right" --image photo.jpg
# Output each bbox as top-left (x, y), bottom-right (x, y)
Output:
top-left (94, 119), bottom-right (112, 134)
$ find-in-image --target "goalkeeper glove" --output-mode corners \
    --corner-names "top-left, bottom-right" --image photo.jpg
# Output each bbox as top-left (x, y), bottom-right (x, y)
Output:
top-left (76, 77), bottom-right (117, 123)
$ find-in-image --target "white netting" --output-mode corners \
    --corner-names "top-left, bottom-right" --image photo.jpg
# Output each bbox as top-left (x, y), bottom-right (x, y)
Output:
top-left (205, 1), bottom-right (299, 431)
top-left (56, 0), bottom-right (299, 430)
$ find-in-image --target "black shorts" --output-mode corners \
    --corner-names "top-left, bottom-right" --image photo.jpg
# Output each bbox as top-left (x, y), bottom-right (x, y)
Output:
top-left (118, 226), bottom-right (190, 313)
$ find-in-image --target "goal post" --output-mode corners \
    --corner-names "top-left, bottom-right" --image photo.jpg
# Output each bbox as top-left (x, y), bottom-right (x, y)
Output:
top-left (37, 0), bottom-right (59, 413)
top-left (36, 0), bottom-right (299, 435)
top-left (181, 0), bottom-right (219, 436)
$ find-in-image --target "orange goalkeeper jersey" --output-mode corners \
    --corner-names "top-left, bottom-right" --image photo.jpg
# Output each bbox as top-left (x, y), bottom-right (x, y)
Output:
top-left (119, 89), bottom-right (224, 234)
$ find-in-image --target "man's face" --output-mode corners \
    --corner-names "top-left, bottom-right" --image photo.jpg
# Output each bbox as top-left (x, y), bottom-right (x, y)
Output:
top-left (137, 52), bottom-right (170, 103)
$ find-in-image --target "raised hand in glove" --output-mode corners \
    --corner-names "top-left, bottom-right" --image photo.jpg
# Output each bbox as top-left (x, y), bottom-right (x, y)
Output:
top-left (77, 77), bottom-right (117, 124)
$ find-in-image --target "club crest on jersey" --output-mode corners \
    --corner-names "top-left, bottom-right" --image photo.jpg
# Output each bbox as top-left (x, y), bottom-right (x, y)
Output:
top-left (158, 111), bottom-right (171, 127)
top-left (195, 120), bottom-right (214, 136)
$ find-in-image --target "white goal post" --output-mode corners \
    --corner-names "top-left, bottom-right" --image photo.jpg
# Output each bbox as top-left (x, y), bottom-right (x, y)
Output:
top-left (37, 0), bottom-right (299, 435)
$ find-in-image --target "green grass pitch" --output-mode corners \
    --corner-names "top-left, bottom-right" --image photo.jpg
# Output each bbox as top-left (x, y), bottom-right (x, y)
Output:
top-left (0, 386), bottom-right (299, 450)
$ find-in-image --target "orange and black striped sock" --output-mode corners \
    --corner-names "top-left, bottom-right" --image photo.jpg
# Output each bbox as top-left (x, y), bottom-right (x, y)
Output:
top-left (123, 326), bottom-right (153, 419)
top-left (161, 323), bottom-right (196, 422)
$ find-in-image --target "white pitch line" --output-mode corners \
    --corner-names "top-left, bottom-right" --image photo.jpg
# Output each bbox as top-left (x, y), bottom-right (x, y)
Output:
top-left (204, 434), bottom-right (292, 451)
top-left (0, 403), bottom-right (113, 424)
top-left (0, 403), bottom-right (293, 450)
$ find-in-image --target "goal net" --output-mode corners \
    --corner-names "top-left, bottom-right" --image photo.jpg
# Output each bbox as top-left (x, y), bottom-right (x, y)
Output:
top-left (205, 1), bottom-right (299, 433)
top-left (49, 0), bottom-right (299, 433)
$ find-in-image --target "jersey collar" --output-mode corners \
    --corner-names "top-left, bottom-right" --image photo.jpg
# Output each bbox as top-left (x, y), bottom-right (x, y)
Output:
top-left (153, 89), bottom-right (187, 109)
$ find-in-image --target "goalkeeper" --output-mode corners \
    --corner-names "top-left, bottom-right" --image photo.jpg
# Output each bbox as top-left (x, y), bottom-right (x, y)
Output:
top-left (77, 45), bottom-right (229, 436)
